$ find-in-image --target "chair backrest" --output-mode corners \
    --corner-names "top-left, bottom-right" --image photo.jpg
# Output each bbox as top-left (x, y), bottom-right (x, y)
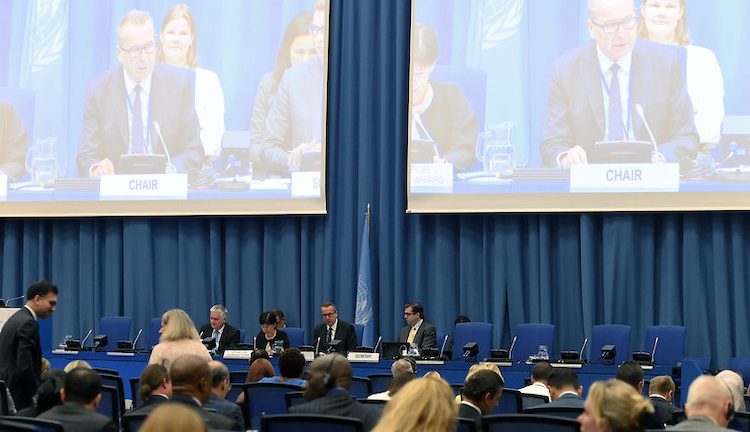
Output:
top-left (149, 317), bottom-right (161, 348)
top-left (492, 388), bottom-right (523, 414)
top-left (284, 327), bottom-right (305, 348)
top-left (483, 414), bottom-right (581, 432)
top-left (523, 406), bottom-right (584, 420)
top-left (452, 322), bottom-right (493, 361)
top-left (230, 371), bottom-right (248, 384)
top-left (670, 410), bottom-right (686, 425)
top-left (349, 377), bottom-right (372, 399)
top-left (226, 382), bottom-right (244, 404)
top-left (0, 419), bottom-right (38, 432)
top-left (261, 414), bottom-right (364, 432)
top-left (129, 377), bottom-right (141, 409)
top-left (0, 380), bottom-right (9, 416)
top-left (353, 324), bottom-right (364, 346)
top-left (513, 324), bottom-right (555, 362)
top-left (367, 374), bottom-right (393, 394)
top-left (450, 384), bottom-right (464, 397)
top-left (436, 328), bottom-right (447, 350)
top-left (521, 393), bottom-right (549, 410)
top-left (0, 417), bottom-right (64, 432)
top-left (244, 382), bottom-right (302, 429)
top-left (590, 324), bottom-right (631, 365)
top-left (284, 391), bottom-right (306, 410)
top-left (729, 411), bottom-right (750, 431)
top-left (99, 373), bottom-right (126, 416)
top-left (96, 385), bottom-right (121, 428)
top-left (93, 367), bottom-right (119, 376)
top-left (431, 66), bottom-right (488, 131)
top-left (644, 325), bottom-right (685, 366)
top-left (122, 412), bottom-right (149, 432)
top-left (0, 87), bottom-right (35, 143)
top-left (99, 316), bottom-right (132, 351)
top-left (456, 417), bottom-right (479, 432)
top-left (239, 328), bottom-right (247, 344)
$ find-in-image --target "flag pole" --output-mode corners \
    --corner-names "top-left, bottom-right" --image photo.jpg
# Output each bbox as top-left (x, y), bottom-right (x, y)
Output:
top-left (366, 202), bottom-right (371, 235)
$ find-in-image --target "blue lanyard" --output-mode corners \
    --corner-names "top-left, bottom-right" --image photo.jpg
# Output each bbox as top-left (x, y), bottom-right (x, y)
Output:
top-left (125, 85), bottom-right (151, 153)
top-left (599, 66), bottom-right (632, 138)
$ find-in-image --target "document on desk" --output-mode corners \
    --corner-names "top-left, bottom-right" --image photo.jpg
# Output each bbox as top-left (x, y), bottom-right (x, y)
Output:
top-left (570, 163), bottom-right (679, 193)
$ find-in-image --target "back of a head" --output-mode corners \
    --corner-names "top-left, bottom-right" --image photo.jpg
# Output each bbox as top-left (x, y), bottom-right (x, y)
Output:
top-left (208, 360), bottom-right (230, 388)
top-left (686, 375), bottom-right (733, 422)
top-left (140, 364), bottom-right (170, 401)
top-left (63, 359), bottom-right (92, 373)
top-left (278, 348), bottom-right (305, 379)
top-left (531, 361), bottom-right (554, 382)
top-left (465, 362), bottom-right (503, 384)
top-left (648, 375), bottom-right (675, 396)
top-left (249, 349), bottom-right (270, 364)
top-left (462, 369), bottom-right (504, 404)
top-left (170, 355), bottom-right (209, 394)
top-left (246, 358), bottom-right (275, 383)
top-left (161, 309), bottom-right (200, 342)
top-left (616, 360), bottom-right (644, 389)
top-left (36, 370), bottom-right (66, 414)
top-left (716, 370), bottom-right (746, 411)
top-left (411, 23), bottom-right (439, 66)
top-left (387, 372), bottom-right (417, 396)
top-left (391, 358), bottom-right (417, 378)
top-left (548, 369), bottom-right (579, 391)
top-left (373, 377), bottom-right (457, 432)
top-left (64, 368), bottom-right (102, 405)
top-left (587, 379), bottom-right (654, 432)
top-left (140, 402), bottom-right (209, 432)
top-left (319, 353), bottom-right (352, 389)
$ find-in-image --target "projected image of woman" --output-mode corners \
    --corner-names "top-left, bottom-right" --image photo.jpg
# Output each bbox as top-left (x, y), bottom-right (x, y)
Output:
top-left (158, 4), bottom-right (226, 164)
top-left (638, 0), bottom-right (725, 145)
top-left (410, 23), bottom-right (478, 172)
top-left (249, 12), bottom-right (314, 178)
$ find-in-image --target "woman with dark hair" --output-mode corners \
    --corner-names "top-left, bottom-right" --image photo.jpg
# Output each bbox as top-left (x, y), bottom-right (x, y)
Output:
top-left (254, 311), bottom-right (290, 354)
top-left (137, 364), bottom-right (172, 409)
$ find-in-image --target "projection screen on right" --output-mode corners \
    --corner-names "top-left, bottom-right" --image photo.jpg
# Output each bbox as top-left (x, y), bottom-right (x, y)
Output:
top-left (407, 0), bottom-right (750, 213)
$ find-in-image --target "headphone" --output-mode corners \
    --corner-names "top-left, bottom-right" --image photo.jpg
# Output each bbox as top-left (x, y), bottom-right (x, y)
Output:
top-left (718, 379), bottom-right (735, 421)
top-left (322, 354), bottom-right (337, 390)
top-left (403, 356), bottom-right (417, 374)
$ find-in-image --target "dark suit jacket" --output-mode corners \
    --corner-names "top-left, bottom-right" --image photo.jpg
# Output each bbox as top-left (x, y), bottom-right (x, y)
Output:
top-left (170, 392), bottom-right (241, 431)
top-left (126, 393), bottom-right (169, 416)
top-left (650, 396), bottom-right (678, 426)
top-left (77, 63), bottom-right (203, 176)
top-left (671, 415), bottom-right (733, 431)
top-left (199, 323), bottom-right (241, 354)
top-left (458, 402), bottom-right (483, 429)
top-left (254, 329), bottom-right (290, 352)
top-left (313, 319), bottom-right (358, 354)
top-left (289, 390), bottom-right (380, 432)
top-left (0, 102), bottom-right (27, 180)
top-left (398, 321), bottom-right (437, 350)
top-left (0, 307), bottom-right (41, 410)
top-left (546, 393), bottom-right (585, 409)
top-left (541, 39), bottom-right (698, 168)
top-left (38, 402), bottom-right (118, 432)
top-left (205, 393), bottom-right (245, 431)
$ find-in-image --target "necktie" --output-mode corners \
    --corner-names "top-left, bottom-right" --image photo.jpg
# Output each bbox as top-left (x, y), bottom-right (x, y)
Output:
top-left (407, 326), bottom-right (417, 344)
top-left (607, 64), bottom-right (625, 141)
top-left (131, 84), bottom-right (146, 153)
top-left (327, 327), bottom-right (333, 344)
top-left (213, 330), bottom-right (220, 345)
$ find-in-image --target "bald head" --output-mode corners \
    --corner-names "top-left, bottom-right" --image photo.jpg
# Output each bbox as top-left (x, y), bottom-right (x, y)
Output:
top-left (170, 355), bottom-right (212, 403)
top-left (685, 375), bottom-right (734, 426)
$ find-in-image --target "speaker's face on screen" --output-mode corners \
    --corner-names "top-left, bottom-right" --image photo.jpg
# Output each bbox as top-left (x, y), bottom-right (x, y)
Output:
top-left (161, 17), bottom-right (193, 66)
top-left (290, 34), bottom-right (317, 67)
top-left (640, 0), bottom-right (684, 41)
top-left (117, 21), bottom-right (157, 82)
top-left (587, 0), bottom-right (638, 62)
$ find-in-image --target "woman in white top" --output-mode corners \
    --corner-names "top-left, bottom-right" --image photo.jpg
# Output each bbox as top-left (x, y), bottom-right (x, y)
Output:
top-left (158, 4), bottom-right (225, 163)
top-left (638, 0), bottom-right (725, 145)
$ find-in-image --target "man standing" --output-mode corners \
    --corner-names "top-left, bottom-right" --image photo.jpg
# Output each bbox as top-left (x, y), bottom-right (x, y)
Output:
top-left (458, 370), bottom-right (504, 428)
top-left (312, 302), bottom-right (357, 355)
top-left (0, 280), bottom-right (58, 410)
top-left (198, 305), bottom-right (240, 355)
top-left (38, 368), bottom-right (117, 432)
top-left (398, 302), bottom-right (437, 350)
top-left (77, 10), bottom-right (203, 177)
top-left (540, 0), bottom-right (697, 169)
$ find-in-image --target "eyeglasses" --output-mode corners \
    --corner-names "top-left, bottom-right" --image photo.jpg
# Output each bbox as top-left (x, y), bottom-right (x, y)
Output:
top-left (321, 312), bottom-right (337, 318)
top-left (293, 48), bottom-right (318, 57)
top-left (404, 312), bottom-right (416, 317)
top-left (119, 42), bottom-right (159, 59)
top-left (590, 14), bottom-right (638, 34)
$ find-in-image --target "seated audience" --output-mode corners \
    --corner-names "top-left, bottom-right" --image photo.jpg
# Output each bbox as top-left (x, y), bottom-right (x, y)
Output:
top-left (235, 357), bottom-right (275, 405)
top-left (373, 376), bottom-right (457, 432)
top-left (398, 302), bottom-right (437, 350)
top-left (671, 375), bottom-right (734, 431)
top-left (367, 372), bottom-right (416, 401)
top-left (615, 360), bottom-right (664, 429)
top-left (205, 360), bottom-right (244, 431)
top-left (139, 403), bottom-right (209, 432)
top-left (198, 304), bottom-right (241, 355)
top-left (15, 369), bottom-right (66, 417)
top-left (63, 359), bottom-right (92, 373)
top-left (527, 368), bottom-right (583, 411)
top-left (41, 358), bottom-right (50, 374)
top-left (716, 369), bottom-right (746, 412)
top-left (456, 362), bottom-right (504, 403)
top-left (254, 310), bottom-right (290, 354)
top-left (368, 358), bottom-right (417, 400)
top-left (149, 309), bottom-right (211, 370)
top-left (519, 360), bottom-right (553, 401)
top-left (124, 364), bottom-right (171, 417)
top-left (577, 379), bottom-right (655, 432)
top-left (38, 368), bottom-right (117, 432)
top-left (290, 354), bottom-right (380, 431)
top-left (458, 369), bottom-right (504, 428)
top-left (259, 348), bottom-right (306, 386)
top-left (648, 375), bottom-right (678, 426)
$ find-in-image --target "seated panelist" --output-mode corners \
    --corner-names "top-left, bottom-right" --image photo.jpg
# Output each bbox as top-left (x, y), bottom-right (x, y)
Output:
top-left (312, 302), bottom-right (357, 355)
top-left (254, 311), bottom-right (289, 354)
top-left (398, 302), bottom-right (437, 350)
top-left (198, 304), bottom-right (240, 355)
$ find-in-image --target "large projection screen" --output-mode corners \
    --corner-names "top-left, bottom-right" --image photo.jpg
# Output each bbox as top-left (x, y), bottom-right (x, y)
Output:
top-left (0, 0), bottom-right (329, 216)
top-left (407, 0), bottom-right (750, 213)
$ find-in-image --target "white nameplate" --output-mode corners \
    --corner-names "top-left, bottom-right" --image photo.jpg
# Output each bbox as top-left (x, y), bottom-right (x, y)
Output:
top-left (570, 163), bottom-right (679, 193)
top-left (641, 364), bottom-right (654, 370)
top-left (223, 350), bottom-right (254, 360)
top-left (0, 174), bottom-right (7, 200)
top-left (51, 349), bottom-right (79, 355)
top-left (347, 352), bottom-right (381, 363)
top-left (550, 362), bottom-right (583, 369)
top-left (106, 351), bottom-right (135, 357)
top-left (291, 171), bottom-right (321, 197)
top-left (410, 163), bottom-right (454, 192)
top-left (302, 351), bottom-right (316, 362)
top-left (100, 174), bottom-right (188, 200)
top-left (485, 360), bottom-right (513, 367)
top-left (415, 359), bottom-right (445, 365)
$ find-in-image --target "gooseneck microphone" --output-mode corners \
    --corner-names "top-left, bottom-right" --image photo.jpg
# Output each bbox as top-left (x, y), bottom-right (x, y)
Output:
top-left (132, 328), bottom-right (143, 347)
top-left (152, 121), bottom-right (176, 173)
top-left (508, 335), bottom-right (518, 359)
top-left (314, 336), bottom-right (321, 356)
top-left (81, 329), bottom-right (93, 346)
top-left (373, 336), bottom-right (382, 354)
top-left (634, 104), bottom-right (664, 163)
top-left (439, 334), bottom-right (449, 359)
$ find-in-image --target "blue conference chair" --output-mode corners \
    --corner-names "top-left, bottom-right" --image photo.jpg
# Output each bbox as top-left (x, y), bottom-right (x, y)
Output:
top-left (589, 324), bottom-right (631, 365)
top-left (512, 324), bottom-right (555, 362)
top-left (523, 406), bottom-right (584, 420)
top-left (149, 317), bottom-right (161, 348)
top-left (99, 316), bottom-right (132, 351)
top-left (367, 374), bottom-right (392, 394)
top-left (96, 385), bottom-right (121, 428)
top-left (122, 412), bottom-right (149, 432)
top-left (284, 327), bottom-right (305, 347)
top-left (436, 328), bottom-right (447, 351)
top-left (261, 414), bottom-right (364, 432)
top-left (0, 417), bottom-right (64, 432)
top-left (284, 391), bottom-right (306, 410)
top-left (492, 388), bottom-right (523, 414)
top-left (521, 393), bottom-right (549, 410)
top-left (483, 414), bottom-right (581, 432)
top-left (349, 377), bottom-right (372, 399)
top-left (239, 328), bottom-right (247, 344)
top-left (353, 324), bottom-right (364, 346)
top-left (0, 87), bottom-right (35, 143)
top-left (129, 377), bottom-right (142, 409)
top-left (457, 417), bottom-right (479, 432)
top-left (451, 322), bottom-right (493, 361)
top-left (644, 325), bottom-right (685, 366)
top-left (243, 382), bottom-right (302, 429)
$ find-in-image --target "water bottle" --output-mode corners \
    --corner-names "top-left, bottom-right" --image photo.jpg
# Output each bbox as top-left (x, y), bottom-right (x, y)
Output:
top-left (537, 344), bottom-right (549, 360)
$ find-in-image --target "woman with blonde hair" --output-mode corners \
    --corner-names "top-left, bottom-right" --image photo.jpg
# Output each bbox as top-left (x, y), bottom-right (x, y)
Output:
top-left (148, 308), bottom-right (211, 369)
top-left (373, 376), bottom-right (457, 432)
top-left (578, 379), bottom-right (655, 432)
top-left (140, 402), bottom-right (209, 432)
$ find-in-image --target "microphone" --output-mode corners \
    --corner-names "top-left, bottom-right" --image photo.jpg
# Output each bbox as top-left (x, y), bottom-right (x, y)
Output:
top-left (314, 337), bottom-right (321, 356)
top-left (199, 331), bottom-right (204, 339)
top-left (81, 329), bottom-right (93, 346)
top-left (579, 337), bottom-right (588, 359)
top-left (508, 335), bottom-right (517, 359)
top-left (438, 334), bottom-right (449, 359)
top-left (253, 336), bottom-right (257, 350)
top-left (0, 294), bottom-right (25, 307)
top-left (152, 121), bottom-right (176, 173)
top-left (132, 328), bottom-right (143, 347)
top-left (372, 336), bottom-right (382, 354)
top-left (651, 336), bottom-right (659, 363)
top-left (634, 104), bottom-right (664, 163)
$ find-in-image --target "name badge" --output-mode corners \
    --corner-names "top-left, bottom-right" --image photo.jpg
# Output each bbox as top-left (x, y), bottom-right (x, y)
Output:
top-left (347, 352), bottom-right (381, 363)
top-left (223, 350), bottom-right (253, 360)
top-left (100, 174), bottom-right (188, 200)
top-left (570, 163), bottom-right (679, 193)
top-left (291, 171), bottom-right (321, 197)
top-left (410, 163), bottom-right (453, 192)
top-left (0, 174), bottom-right (7, 201)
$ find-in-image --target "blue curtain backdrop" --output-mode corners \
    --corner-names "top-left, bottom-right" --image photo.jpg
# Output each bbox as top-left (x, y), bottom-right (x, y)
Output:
top-left (0, 0), bottom-right (749, 369)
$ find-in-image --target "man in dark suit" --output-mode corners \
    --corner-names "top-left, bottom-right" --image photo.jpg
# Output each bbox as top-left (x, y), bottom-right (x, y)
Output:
top-left (398, 302), bottom-right (437, 350)
top-left (0, 101), bottom-right (27, 180)
top-left (290, 354), bottom-right (380, 431)
top-left (540, 0), bottom-right (698, 170)
top-left (616, 360), bottom-right (665, 429)
top-left (205, 360), bottom-right (244, 430)
top-left (672, 375), bottom-right (734, 431)
top-left (122, 364), bottom-right (171, 419)
top-left (198, 304), bottom-right (241, 355)
top-left (76, 10), bottom-right (203, 178)
top-left (38, 368), bottom-right (117, 432)
top-left (313, 302), bottom-right (358, 355)
top-left (167, 354), bottom-right (241, 431)
top-left (458, 369), bottom-right (504, 428)
top-left (526, 369), bottom-right (584, 413)
top-left (0, 280), bottom-right (58, 410)
top-left (649, 375), bottom-right (679, 427)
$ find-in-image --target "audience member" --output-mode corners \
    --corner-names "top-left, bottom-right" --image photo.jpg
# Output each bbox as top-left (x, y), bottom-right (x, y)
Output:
top-left (272, 308), bottom-right (288, 328)
top-left (458, 369), bottom-right (504, 428)
top-left (149, 309), bottom-right (211, 369)
top-left (368, 372), bottom-right (417, 402)
top-left (290, 354), bottom-right (380, 431)
top-left (63, 359), bottom-right (92, 373)
top-left (615, 360), bottom-right (664, 429)
top-left (255, 310), bottom-right (290, 354)
top-left (648, 375), bottom-right (678, 426)
top-left (373, 376), bottom-right (457, 432)
top-left (205, 360), bottom-right (245, 431)
top-left (519, 360), bottom-right (553, 401)
top-left (124, 364), bottom-right (171, 417)
top-left (312, 302), bottom-right (358, 355)
top-left (578, 379), bottom-right (654, 432)
top-left (716, 370), bottom-right (746, 412)
top-left (41, 357), bottom-right (50, 374)
top-left (198, 304), bottom-right (241, 355)
top-left (533, 368), bottom-right (583, 409)
top-left (15, 369), bottom-right (66, 417)
top-left (38, 368), bottom-right (117, 432)
top-left (139, 403), bottom-right (209, 432)
top-left (456, 363), bottom-right (504, 403)
top-left (259, 348), bottom-right (306, 386)
top-left (368, 358), bottom-right (417, 400)
top-left (235, 357), bottom-right (275, 406)
top-left (398, 302), bottom-right (437, 350)
top-left (671, 375), bottom-right (734, 431)
top-left (0, 102), bottom-right (27, 180)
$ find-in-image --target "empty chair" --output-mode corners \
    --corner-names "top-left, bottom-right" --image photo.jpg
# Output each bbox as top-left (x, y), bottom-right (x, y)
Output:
top-left (284, 391), bottom-right (306, 410)
top-left (522, 393), bottom-right (550, 410)
top-left (284, 327), bottom-right (305, 348)
top-left (243, 382), bottom-right (302, 429)
top-left (99, 316), bottom-right (132, 351)
top-left (491, 388), bottom-right (523, 414)
top-left (261, 414), bottom-right (364, 432)
top-left (96, 385), bottom-right (121, 428)
top-left (349, 377), bottom-right (372, 399)
top-left (149, 317), bottom-right (162, 349)
top-left (129, 378), bottom-right (141, 409)
top-left (122, 412), bottom-right (149, 432)
top-left (512, 324), bottom-right (555, 362)
top-left (644, 325), bottom-right (685, 366)
top-left (483, 414), bottom-right (581, 432)
top-left (367, 374), bottom-right (393, 394)
top-left (353, 324), bottom-right (364, 346)
top-left (239, 328), bottom-right (247, 344)
top-left (99, 373), bottom-right (126, 417)
top-left (0, 417), bottom-right (64, 432)
top-left (451, 322), bottom-right (493, 361)
top-left (0, 419), bottom-right (40, 432)
top-left (589, 324), bottom-right (631, 365)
